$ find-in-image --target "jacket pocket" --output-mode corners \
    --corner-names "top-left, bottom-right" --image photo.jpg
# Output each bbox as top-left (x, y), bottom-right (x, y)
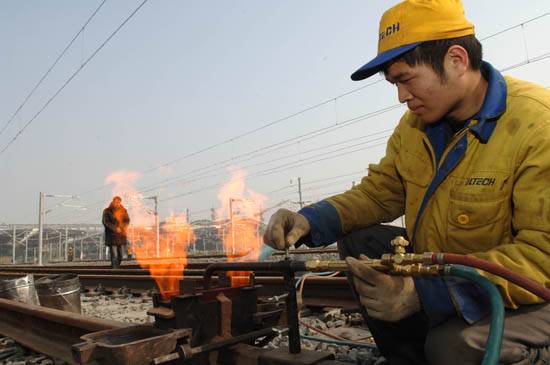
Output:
top-left (447, 194), bottom-right (509, 252)
top-left (396, 150), bottom-right (432, 188)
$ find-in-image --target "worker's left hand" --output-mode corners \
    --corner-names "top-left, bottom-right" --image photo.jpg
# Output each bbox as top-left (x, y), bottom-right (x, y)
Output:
top-left (346, 255), bottom-right (421, 322)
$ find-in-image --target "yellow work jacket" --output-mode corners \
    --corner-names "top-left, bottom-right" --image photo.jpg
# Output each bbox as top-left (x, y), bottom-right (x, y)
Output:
top-left (299, 62), bottom-right (550, 322)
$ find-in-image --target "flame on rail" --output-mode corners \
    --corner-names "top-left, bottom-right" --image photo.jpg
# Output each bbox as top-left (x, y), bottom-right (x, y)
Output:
top-left (217, 169), bottom-right (266, 287)
top-left (105, 170), bottom-right (194, 299)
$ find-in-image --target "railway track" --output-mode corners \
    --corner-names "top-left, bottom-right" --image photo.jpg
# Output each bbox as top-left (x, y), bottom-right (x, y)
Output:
top-left (0, 257), bottom-right (355, 309)
top-left (0, 298), bottom-right (123, 364)
top-left (0, 251), bottom-right (362, 364)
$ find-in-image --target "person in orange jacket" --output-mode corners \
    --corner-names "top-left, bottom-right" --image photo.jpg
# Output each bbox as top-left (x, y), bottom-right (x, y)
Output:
top-left (102, 196), bottom-right (130, 269)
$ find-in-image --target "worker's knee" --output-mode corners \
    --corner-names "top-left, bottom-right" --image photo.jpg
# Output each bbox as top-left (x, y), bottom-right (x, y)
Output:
top-left (425, 319), bottom-right (485, 365)
top-left (337, 224), bottom-right (406, 259)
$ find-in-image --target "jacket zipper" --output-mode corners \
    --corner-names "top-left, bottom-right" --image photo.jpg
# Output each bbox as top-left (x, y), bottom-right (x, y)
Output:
top-left (413, 127), bottom-right (470, 243)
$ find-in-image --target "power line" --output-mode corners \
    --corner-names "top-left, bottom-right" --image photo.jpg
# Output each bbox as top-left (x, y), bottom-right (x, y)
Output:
top-left (45, 14), bottom-right (550, 222)
top-left (55, 78), bottom-right (388, 201)
top-left (37, 12), bottom-right (550, 210)
top-left (47, 44), bottom-right (550, 221)
top-left (140, 128), bottom-right (394, 194)
top-left (479, 12), bottom-right (549, 41)
top-left (45, 101), bottom-right (401, 221)
top-left (0, 0), bottom-right (149, 156)
top-left (46, 131), bottom-right (393, 221)
top-left (143, 78), bottom-right (385, 174)
top-left (46, 45), bottom-right (550, 223)
top-left (34, 10), bottom-right (550, 205)
top-left (159, 140), bottom-right (389, 203)
top-left (265, 169), bottom-right (368, 196)
top-left (0, 0), bottom-right (107, 137)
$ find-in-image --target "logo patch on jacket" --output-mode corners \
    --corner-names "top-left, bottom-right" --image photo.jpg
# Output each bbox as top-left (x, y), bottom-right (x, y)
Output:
top-left (465, 177), bottom-right (496, 186)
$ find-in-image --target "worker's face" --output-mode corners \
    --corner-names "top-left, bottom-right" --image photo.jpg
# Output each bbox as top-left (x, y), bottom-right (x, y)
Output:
top-left (113, 199), bottom-right (122, 209)
top-left (385, 59), bottom-right (462, 123)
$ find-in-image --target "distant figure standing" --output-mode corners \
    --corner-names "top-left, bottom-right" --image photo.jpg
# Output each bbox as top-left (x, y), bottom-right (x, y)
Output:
top-left (102, 196), bottom-right (130, 268)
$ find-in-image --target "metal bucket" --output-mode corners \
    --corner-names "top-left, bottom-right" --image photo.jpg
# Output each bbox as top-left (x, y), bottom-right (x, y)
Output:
top-left (35, 274), bottom-right (81, 313)
top-left (0, 274), bottom-right (40, 305)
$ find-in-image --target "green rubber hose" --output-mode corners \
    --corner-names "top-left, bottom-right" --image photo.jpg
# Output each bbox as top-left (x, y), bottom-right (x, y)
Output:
top-left (443, 265), bottom-right (505, 365)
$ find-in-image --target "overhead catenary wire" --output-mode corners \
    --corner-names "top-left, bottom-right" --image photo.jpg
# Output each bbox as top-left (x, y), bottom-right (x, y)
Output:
top-left (34, 10), bottom-right (550, 218)
top-left (0, 0), bottom-right (150, 156)
top-left (478, 11), bottom-right (550, 41)
top-left (46, 132), bottom-right (392, 222)
top-left (137, 121), bottom-right (394, 194)
top-left (0, 0), bottom-right (108, 137)
top-left (52, 9), bottom-right (550, 198)
top-left (49, 167), bottom-right (369, 221)
top-left (48, 51), bottom-right (550, 223)
top-left (47, 50), bottom-right (549, 223)
top-left (158, 141), bottom-right (389, 203)
top-left (140, 130), bottom-right (393, 194)
top-left (44, 104), bottom-right (402, 221)
top-left (59, 79), bottom-right (389, 201)
top-left (140, 48), bottom-right (550, 205)
top-left (44, 14), bottom-right (550, 223)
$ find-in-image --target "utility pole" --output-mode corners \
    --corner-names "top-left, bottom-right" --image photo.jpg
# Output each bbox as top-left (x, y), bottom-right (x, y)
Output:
top-left (99, 234), bottom-right (104, 260)
top-left (229, 198), bottom-right (236, 255)
top-left (38, 193), bottom-right (79, 265)
top-left (58, 232), bottom-right (62, 261)
top-left (64, 225), bottom-right (69, 262)
top-left (154, 196), bottom-right (160, 258)
top-left (47, 232), bottom-right (51, 261)
top-left (12, 225), bottom-right (16, 264)
top-left (145, 196), bottom-right (160, 258)
top-left (297, 177), bottom-right (304, 208)
top-left (38, 192), bottom-right (44, 265)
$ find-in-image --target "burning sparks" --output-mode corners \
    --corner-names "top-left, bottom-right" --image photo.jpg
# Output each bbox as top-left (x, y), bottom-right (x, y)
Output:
top-left (217, 169), bottom-right (266, 287)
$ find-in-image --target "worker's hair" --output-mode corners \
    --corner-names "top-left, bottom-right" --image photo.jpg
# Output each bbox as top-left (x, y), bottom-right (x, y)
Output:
top-left (386, 35), bottom-right (483, 80)
top-left (112, 196), bottom-right (122, 202)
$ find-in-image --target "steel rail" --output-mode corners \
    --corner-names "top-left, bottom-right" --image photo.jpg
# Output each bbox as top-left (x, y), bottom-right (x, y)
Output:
top-left (0, 298), bottom-right (124, 364)
top-left (0, 248), bottom-right (338, 269)
top-left (0, 273), bottom-right (355, 309)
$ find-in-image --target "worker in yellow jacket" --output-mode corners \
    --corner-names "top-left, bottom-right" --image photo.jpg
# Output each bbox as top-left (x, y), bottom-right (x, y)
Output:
top-left (264, 1), bottom-right (549, 364)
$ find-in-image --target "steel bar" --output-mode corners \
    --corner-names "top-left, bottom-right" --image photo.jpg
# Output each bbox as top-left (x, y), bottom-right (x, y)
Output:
top-left (284, 269), bottom-right (301, 353)
top-left (203, 261), bottom-right (307, 289)
top-left (0, 298), bottom-right (125, 364)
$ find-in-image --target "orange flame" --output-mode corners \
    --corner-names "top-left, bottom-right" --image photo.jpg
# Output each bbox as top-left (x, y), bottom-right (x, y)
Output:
top-left (217, 169), bottom-right (266, 287)
top-left (105, 171), bottom-right (195, 299)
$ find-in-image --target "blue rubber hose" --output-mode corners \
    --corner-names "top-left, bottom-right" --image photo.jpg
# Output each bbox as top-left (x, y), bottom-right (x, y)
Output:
top-left (443, 265), bottom-right (505, 365)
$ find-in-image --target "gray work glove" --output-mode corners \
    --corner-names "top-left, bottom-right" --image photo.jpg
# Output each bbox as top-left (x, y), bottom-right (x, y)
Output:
top-left (263, 208), bottom-right (311, 250)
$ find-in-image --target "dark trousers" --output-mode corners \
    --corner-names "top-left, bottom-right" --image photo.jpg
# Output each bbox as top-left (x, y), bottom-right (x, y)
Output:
top-left (109, 245), bottom-right (124, 269)
top-left (338, 225), bottom-right (428, 365)
top-left (338, 225), bottom-right (550, 365)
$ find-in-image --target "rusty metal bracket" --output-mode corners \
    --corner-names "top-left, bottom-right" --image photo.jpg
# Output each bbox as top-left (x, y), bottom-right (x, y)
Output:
top-left (0, 298), bottom-right (125, 364)
top-left (217, 292), bottom-right (232, 339)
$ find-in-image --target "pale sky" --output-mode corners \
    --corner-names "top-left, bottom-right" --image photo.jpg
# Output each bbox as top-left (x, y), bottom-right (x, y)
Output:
top-left (1, 1), bottom-right (549, 224)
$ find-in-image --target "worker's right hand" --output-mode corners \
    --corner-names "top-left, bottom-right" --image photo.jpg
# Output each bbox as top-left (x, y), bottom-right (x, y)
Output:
top-left (116, 227), bottom-right (122, 234)
top-left (263, 209), bottom-right (310, 250)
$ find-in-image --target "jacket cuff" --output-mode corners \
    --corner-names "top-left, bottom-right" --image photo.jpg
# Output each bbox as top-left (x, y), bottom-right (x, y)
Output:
top-left (445, 277), bottom-right (491, 324)
top-left (413, 277), bottom-right (491, 327)
top-left (297, 201), bottom-right (342, 247)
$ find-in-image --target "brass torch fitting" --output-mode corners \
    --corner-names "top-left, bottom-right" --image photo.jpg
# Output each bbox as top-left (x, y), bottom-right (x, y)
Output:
top-left (304, 258), bottom-right (390, 272)
top-left (391, 263), bottom-right (443, 276)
